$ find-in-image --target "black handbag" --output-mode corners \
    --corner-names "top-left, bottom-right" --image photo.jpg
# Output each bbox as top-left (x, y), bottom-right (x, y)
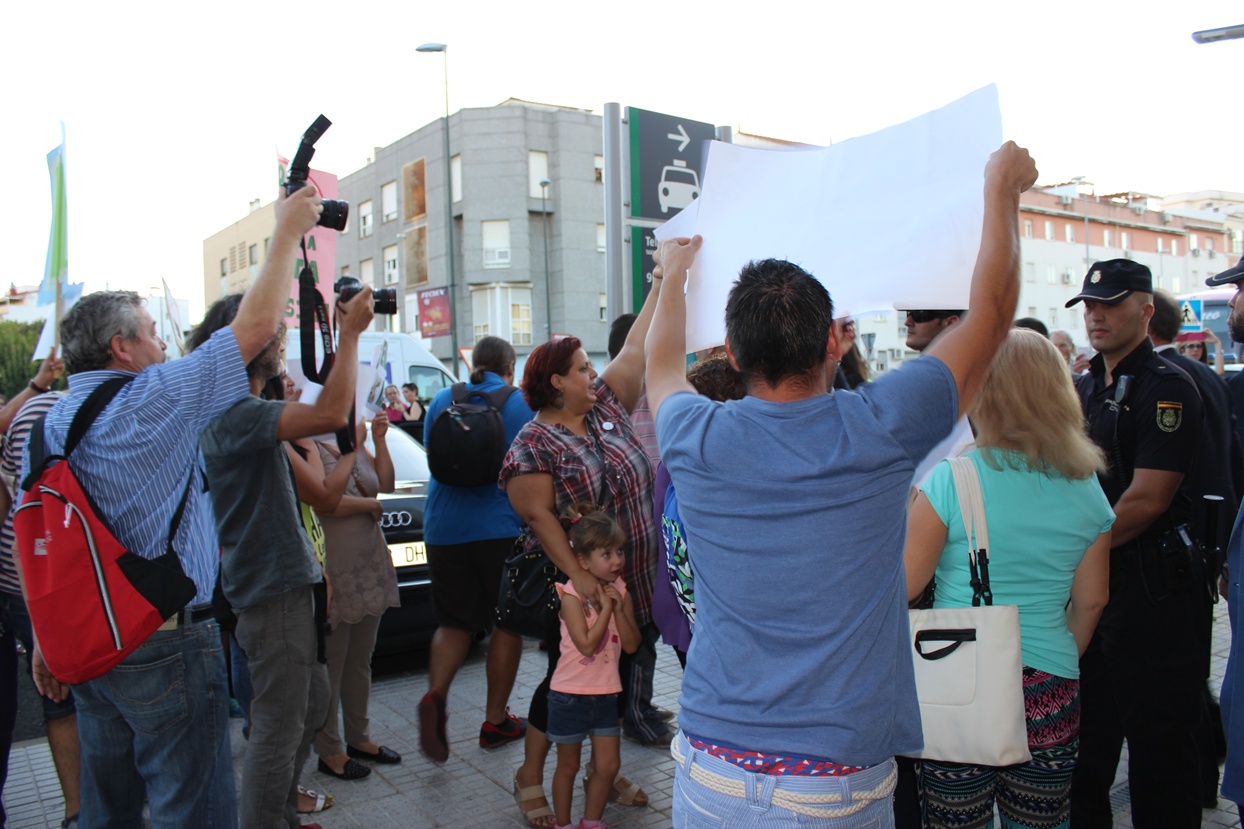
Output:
top-left (495, 533), bottom-right (566, 638)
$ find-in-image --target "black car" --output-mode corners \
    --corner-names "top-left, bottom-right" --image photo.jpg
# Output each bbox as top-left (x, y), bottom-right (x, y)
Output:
top-left (366, 425), bottom-right (437, 654)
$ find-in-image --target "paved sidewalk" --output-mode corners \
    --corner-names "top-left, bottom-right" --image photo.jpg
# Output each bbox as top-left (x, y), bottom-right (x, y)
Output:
top-left (4, 608), bottom-right (1241, 827)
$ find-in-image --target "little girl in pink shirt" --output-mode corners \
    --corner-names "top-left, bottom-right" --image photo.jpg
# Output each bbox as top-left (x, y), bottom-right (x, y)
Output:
top-left (548, 503), bottom-right (641, 829)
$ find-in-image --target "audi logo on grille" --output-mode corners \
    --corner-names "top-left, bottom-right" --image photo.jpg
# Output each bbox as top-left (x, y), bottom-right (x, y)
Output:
top-left (381, 511), bottom-right (414, 529)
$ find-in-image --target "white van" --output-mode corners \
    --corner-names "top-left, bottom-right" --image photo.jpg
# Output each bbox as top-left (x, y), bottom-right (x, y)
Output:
top-left (285, 330), bottom-right (457, 407)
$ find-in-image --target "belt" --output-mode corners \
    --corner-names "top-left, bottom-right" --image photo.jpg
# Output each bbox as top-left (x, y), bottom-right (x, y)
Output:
top-left (157, 603), bottom-right (215, 631)
top-left (671, 737), bottom-right (896, 819)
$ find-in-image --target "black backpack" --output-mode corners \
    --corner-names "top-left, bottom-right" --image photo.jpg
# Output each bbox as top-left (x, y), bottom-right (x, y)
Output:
top-left (426, 383), bottom-right (518, 487)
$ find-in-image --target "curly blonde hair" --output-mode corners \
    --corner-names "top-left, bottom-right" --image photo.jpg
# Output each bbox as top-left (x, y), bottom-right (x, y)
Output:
top-left (970, 329), bottom-right (1105, 480)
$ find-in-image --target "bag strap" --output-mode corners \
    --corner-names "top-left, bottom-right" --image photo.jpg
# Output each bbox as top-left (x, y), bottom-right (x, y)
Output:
top-left (450, 383), bottom-right (517, 410)
top-left (449, 383), bottom-right (470, 405)
top-left (484, 385), bottom-right (518, 410)
top-left (165, 468), bottom-right (196, 555)
top-left (947, 456), bottom-right (992, 607)
top-left (65, 376), bottom-right (134, 457)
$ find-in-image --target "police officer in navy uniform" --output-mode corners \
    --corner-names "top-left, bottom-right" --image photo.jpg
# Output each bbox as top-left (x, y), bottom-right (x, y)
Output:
top-left (1066, 260), bottom-right (1206, 828)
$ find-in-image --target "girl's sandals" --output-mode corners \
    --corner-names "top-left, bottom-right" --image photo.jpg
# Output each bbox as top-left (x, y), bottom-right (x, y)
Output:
top-left (513, 773), bottom-right (555, 828)
top-left (583, 760), bottom-right (648, 807)
top-left (296, 785), bottom-right (333, 814)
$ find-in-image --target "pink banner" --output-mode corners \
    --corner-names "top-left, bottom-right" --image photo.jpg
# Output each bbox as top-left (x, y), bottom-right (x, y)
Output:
top-left (278, 160), bottom-right (338, 328)
top-left (417, 287), bottom-right (451, 338)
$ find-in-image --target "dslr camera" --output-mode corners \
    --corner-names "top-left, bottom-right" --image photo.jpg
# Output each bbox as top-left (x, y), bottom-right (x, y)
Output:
top-left (334, 276), bottom-right (398, 315)
top-left (285, 115), bottom-right (349, 231)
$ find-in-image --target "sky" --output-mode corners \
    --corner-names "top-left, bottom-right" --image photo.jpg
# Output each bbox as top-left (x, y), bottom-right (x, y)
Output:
top-left (4, 0), bottom-right (1243, 321)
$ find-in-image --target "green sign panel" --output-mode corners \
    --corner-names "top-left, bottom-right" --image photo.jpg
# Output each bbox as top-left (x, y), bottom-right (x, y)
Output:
top-left (631, 226), bottom-right (658, 311)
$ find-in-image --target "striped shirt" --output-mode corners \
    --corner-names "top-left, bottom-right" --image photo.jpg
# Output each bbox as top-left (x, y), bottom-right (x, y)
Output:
top-left (19, 327), bottom-right (250, 605)
top-left (0, 392), bottom-right (64, 596)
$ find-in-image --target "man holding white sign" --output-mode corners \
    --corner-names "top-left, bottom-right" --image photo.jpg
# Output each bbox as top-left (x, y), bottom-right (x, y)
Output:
top-left (646, 141), bottom-right (1037, 828)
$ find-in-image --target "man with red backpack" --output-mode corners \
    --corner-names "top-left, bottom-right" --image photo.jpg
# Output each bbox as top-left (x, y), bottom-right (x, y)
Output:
top-left (18, 185), bottom-right (325, 829)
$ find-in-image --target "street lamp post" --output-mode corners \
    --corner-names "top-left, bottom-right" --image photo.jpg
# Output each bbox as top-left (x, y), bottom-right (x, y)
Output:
top-left (416, 42), bottom-right (458, 374)
top-left (540, 178), bottom-right (551, 340)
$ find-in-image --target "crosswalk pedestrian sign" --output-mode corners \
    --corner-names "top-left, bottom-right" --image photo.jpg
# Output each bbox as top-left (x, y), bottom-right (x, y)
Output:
top-left (1180, 300), bottom-right (1203, 333)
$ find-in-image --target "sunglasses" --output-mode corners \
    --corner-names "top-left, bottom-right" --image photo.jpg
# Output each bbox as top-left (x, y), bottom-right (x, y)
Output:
top-left (906, 310), bottom-right (954, 324)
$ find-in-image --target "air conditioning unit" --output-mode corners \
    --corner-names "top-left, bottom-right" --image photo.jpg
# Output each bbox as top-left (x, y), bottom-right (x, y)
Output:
top-left (1192, 248), bottom-right (1202, 257)
top-left (1132, 206), bottom-right (1145, 216)
top-left (1209, 250), bottom-right (1217, 259)
top-left (1058, 195), bottom-right (1073, 206)
top-left (1061, 272), bottom-right (1074, 284)
top-left (483, 248), bottom-right (511, 267)
top-left (1161, 213), bottom-right (1172, 223)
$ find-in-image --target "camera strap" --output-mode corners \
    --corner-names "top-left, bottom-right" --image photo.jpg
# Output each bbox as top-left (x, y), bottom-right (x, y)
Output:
top-left (296, 237), bottom-right (356, 455)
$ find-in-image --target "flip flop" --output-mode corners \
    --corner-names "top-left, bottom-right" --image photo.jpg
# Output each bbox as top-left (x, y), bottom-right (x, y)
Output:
top-left (297, 785), bottom-right (333, 814)
top-left (584, 760), bottom-right (648, 807)
top-left (513, 773), bottom-right (555, 828)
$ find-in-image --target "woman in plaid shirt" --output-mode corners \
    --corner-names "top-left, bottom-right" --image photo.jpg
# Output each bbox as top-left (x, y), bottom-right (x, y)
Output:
top-left (502, 274), bottom-right (663, 827)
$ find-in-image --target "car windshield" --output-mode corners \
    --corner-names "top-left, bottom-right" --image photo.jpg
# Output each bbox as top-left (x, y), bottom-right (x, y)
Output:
top-left (409, 365), bottom-right (453, 404)
top-left (366, 424), bottom-right (430, 484)
top-left (663, 168), bottom-right (698, 186)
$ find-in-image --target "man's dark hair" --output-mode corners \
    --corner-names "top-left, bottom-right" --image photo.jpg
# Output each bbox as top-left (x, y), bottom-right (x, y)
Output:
top-left (60, 291), bottom-right (145, 374)
top-left (1149, 290), bottom-right (1181, 343)
top-left (469, 336), bottom-right (516, 384)
top-left (725, 259), bottom-right (833, 388)
top-left (1013, 317), bottom-right (1049, 338)
top-left (187, 293), bottom-right (283, 381)
top-left (608, 313), bottom-right (637, 361)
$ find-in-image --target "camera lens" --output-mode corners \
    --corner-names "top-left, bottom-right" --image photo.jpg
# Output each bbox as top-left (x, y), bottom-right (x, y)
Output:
top-left (319, 199), bottom-right (350, 232)
top-left (374, 289), bottom-right (398, 315)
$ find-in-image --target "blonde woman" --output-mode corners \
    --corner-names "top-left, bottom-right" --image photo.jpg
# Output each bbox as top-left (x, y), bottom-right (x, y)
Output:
top-left (904, 329), bottom-right (1114, 829)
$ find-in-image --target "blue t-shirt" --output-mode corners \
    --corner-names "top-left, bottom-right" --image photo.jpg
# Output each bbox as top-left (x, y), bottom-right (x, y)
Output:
top-left (921, 448), bottom-right (1114, 679)
top-left (423, 372), bottom-right (534, 545)
top-left (657, 356), bottom-right (958, 764)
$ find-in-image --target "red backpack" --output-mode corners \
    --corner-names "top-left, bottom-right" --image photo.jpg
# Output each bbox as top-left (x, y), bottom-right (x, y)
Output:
top-left (15, 377), bottom-right (198, 684)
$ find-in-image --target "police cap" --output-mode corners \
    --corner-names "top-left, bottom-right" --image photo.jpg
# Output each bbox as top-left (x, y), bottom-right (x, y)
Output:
top-left (1065, 259), bottom-right (1153, 308)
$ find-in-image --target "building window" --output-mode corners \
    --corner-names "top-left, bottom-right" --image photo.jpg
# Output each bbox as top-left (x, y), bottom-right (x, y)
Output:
top-left (1065, 224), bottom-right (1075, 244)
top-left (1172, 276), bottom-right (1181, 292)
top-left (1103, 229), bottom-right (1112, 248)
top-left (1171, 239), bottom-right (1179, 256)
top-left (1121, 231), bottom-right (1130, 250)
top-left (248, 244), bottom-right (257, 265)
top-left (1024, 262), bottom-right (1035, 283)
top-left (529, 151), bottom-right (550, 199)
top-left (1157, 238), bottom-right (1165, 253)
top-left (341, 265), bottom-right (351, 278)
top-left (1207, 237), bottom-right (1215, 253)
top-left (599, 293), bottom-right (608, 322)
top-left (359, 200), bottom-right (373, 238)
top-left (482, 220), bottom-right (511, 269)
top-left (1049, 307), bottom-right (1058, 328)
top-left (512, 301), bottom-right (532, 345)
top-left (381, 181), bottom-right (397, 223)
top-left (595, 155), bottom-right (605, 184)
top-left (360, 258), bottom-right (374, 286)
top-left (1044, 221), bottom-right (1054, 241)
top-left (1046, 265), bottom-right (1057, 284)
top-left (1233, 230), bottom-right (1242, 255)
top-left (596, 224), bottom-right (606, 253)
top-left (1023, 219), bottom-right (1033, 239)
top-left (472, 283), bottom-right (531, 344)
top-left (451, 155), bottom-right (462, 203)
top-left (1190, 234), bottom-right (1200, 251)
top-left (219, 258), bottom-right (227, 277)
top-left (383, 245), bottom-right (398, 285)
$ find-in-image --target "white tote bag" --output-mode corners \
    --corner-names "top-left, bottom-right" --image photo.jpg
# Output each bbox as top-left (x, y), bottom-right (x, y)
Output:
top-left (905, 457), bottom-right (1031, 767)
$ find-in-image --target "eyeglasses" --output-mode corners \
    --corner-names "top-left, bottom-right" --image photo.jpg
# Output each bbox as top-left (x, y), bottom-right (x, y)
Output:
top-left (906, 310), bottom-right (953, 324)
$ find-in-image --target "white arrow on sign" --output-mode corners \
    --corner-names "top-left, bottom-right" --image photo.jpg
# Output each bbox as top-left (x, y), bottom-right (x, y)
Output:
top-left (667, 124), bottom-right (690, 152)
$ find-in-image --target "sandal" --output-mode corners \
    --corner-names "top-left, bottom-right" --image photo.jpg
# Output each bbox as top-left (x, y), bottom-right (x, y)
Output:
top-left (297, 785), bottom-right (333, 814)
top-left (513, 773), bottom-right (555, 828)
top-left (583, 760), bottom-right (648, 808)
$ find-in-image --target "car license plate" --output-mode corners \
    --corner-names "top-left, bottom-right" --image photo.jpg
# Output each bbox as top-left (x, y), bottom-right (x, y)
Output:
top-left (388, 541), bottom-right (427, 568)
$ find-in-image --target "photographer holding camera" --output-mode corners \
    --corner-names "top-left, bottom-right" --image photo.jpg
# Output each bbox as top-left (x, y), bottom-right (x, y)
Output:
top-left (194, 279), bottom-right (373, 829)
top-left (19, 182), bottom-right (324, 829)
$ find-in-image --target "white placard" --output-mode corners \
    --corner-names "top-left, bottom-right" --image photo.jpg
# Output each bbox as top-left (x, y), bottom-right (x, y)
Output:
top-left (655, 85), bottom-right (1003, 354)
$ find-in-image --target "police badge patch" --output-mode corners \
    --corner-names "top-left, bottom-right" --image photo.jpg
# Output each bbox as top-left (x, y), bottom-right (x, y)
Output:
top-left (1157, 401), bottom-right (1183, 432)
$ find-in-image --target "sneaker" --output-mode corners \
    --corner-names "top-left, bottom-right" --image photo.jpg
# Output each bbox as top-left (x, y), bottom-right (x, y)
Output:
top-left (479, 711), bottom-right (527, 749)
top-left (418, 690), bottom-right (449, 762)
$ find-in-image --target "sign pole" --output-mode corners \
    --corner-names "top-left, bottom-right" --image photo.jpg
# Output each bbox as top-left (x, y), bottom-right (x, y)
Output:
top-left (603, 103), bottom-right (627, 317)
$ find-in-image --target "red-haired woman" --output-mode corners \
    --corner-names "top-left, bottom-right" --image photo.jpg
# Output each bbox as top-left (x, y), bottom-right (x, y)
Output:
top-left (501, 281), bottom-right (663, 826)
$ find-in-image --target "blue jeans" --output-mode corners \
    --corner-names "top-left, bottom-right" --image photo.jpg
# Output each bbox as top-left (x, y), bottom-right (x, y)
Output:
top-left (74, 616), bottom-right (236, 829)
top-left (547, 690), bottom-right (621, 743)
top-left (671, 731), bottom-right (896, 828)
